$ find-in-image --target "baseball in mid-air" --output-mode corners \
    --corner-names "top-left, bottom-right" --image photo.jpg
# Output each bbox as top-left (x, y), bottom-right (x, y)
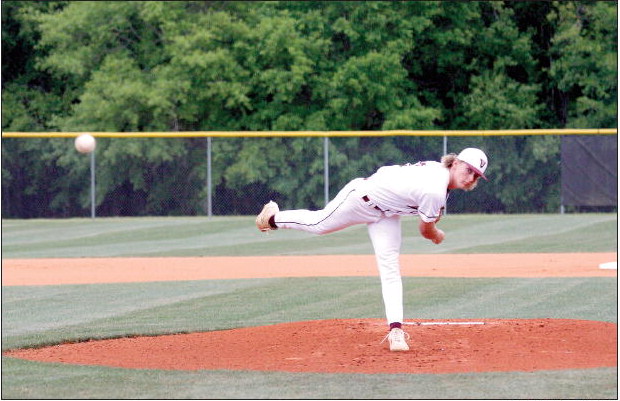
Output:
top-left (74, 134), bottom-right (96, 154)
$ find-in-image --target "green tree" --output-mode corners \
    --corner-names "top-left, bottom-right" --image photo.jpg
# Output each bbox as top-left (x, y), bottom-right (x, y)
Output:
top-left (548, 1), bottom-right (617, 128)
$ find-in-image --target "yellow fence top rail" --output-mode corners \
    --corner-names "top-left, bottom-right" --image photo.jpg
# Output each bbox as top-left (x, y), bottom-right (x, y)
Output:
top-left (2, 128), bottom-right (617, 138)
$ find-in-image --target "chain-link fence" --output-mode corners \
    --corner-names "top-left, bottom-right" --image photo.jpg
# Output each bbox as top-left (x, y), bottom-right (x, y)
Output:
top-left (1, 130), bottom-right (617, 218)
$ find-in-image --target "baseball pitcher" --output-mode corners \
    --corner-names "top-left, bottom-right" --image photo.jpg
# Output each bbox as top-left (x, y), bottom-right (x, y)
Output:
top-left (256, 148), bottom-right (489, 351)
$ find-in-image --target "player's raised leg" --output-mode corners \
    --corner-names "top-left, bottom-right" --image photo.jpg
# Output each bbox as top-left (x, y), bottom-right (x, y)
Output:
top-left (260, 178), bottom-right (380, 235)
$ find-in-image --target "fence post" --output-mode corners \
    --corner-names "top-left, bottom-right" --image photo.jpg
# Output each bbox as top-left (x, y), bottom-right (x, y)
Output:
top-left (443, 135), bottom-right (447, 215)
top-left (90, 151), bottom-right (96, 219)
top-left (324, 137), bottom-right (330, 205)
top-left (207, 137), bottom-right (213, 217)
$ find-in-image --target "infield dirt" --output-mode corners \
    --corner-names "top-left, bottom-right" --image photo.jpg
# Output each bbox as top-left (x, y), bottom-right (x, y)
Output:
top-left (2, 252), bottom-right (617, 286)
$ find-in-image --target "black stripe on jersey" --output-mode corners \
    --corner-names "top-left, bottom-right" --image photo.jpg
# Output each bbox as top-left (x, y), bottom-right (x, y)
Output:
top-left (418, 210), bottom-right (440, 220)
top-left (275, 188), bottom-right (357, 228)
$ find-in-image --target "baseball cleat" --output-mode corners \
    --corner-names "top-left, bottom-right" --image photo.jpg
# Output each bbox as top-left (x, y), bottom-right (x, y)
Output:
top-left (256, 201), bottom-right (279, 232)
top-left (383, 328), bottom-right (410, 351)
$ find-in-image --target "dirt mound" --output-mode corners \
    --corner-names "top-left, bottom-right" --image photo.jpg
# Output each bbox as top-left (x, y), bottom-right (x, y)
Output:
top-left (5, 318), bottom-right (616, 374)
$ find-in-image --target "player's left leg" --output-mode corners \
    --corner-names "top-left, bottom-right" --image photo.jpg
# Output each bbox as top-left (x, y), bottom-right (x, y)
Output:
top-left (367, 215), bottom-right (404, 324)
top-left (367, 215), bottom-right (409, 351)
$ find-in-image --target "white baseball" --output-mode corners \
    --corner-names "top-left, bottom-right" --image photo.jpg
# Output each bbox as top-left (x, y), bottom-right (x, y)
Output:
top-left (74, 134), bottom-right (96, 153)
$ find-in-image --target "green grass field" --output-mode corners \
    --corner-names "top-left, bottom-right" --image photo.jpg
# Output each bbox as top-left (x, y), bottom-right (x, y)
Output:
top-left (1, 214), bottom-right (617, 399)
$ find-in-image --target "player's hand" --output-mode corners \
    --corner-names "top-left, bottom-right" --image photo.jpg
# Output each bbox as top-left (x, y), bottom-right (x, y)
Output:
top-left (419, 220), bottom-right (445, 244)
top-left (432, 229), bottom-right (445, 244)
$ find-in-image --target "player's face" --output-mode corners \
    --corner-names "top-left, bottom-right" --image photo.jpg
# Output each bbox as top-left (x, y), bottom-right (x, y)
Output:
top-left (449, 160), bottom-right (480, 191)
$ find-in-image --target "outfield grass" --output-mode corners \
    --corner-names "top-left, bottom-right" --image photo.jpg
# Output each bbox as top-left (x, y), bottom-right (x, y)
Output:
top-left (1, 214), bottom-right (617, 399)
top-left (2, 358), bottom-right (616, 399)
top-left (1, 213), bottom-right (617, 257)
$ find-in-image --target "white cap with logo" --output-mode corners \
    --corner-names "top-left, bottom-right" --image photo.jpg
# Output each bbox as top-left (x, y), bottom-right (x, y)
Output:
top-left (457, 148), bottom-right (488, 180)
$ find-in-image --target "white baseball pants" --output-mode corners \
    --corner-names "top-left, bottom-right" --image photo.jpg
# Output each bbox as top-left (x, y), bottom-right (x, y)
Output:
top-left (274, 178), bottom-right (405, 325)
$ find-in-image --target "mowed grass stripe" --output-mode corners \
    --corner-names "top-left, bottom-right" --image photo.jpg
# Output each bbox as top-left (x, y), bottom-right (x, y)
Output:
top-left (1, 214), bottom-right (617, 257)
top-left (452, 220), bottom-right (617, 253)
top-left (2, 217), bottom-right (247, 249)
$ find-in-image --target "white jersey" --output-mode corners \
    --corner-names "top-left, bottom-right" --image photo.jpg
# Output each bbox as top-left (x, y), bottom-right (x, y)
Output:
top-left (361, 161), bottom-right (449, 222)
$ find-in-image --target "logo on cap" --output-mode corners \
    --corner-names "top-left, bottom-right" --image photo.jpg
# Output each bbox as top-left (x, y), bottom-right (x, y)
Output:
top-left (480, 159), bottom-right (486, 169)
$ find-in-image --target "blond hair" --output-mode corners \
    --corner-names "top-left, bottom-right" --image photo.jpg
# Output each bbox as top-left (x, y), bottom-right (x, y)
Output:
top-left (441, 153), bottom-right (458, 168)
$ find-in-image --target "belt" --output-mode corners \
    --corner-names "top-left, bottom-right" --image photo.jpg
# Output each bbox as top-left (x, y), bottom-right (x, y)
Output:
top-left (362, 195), bottom-right (383, 212)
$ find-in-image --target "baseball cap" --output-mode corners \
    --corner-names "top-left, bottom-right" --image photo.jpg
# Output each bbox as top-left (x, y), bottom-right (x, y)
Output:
top-left (457, 148), bottom-right (488, 180)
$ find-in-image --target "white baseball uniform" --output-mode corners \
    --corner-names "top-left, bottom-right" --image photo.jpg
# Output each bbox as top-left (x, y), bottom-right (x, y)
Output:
top-left (274, 161), bottom-right (450, 325)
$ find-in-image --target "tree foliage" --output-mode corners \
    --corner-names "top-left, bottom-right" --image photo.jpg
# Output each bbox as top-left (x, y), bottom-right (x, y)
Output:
top-left (2, 1), bottom-right (617, 217)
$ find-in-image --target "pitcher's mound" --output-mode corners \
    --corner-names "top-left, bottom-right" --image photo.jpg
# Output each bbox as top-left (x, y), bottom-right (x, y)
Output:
top-left (5, 319), bottom-right (616, 374)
